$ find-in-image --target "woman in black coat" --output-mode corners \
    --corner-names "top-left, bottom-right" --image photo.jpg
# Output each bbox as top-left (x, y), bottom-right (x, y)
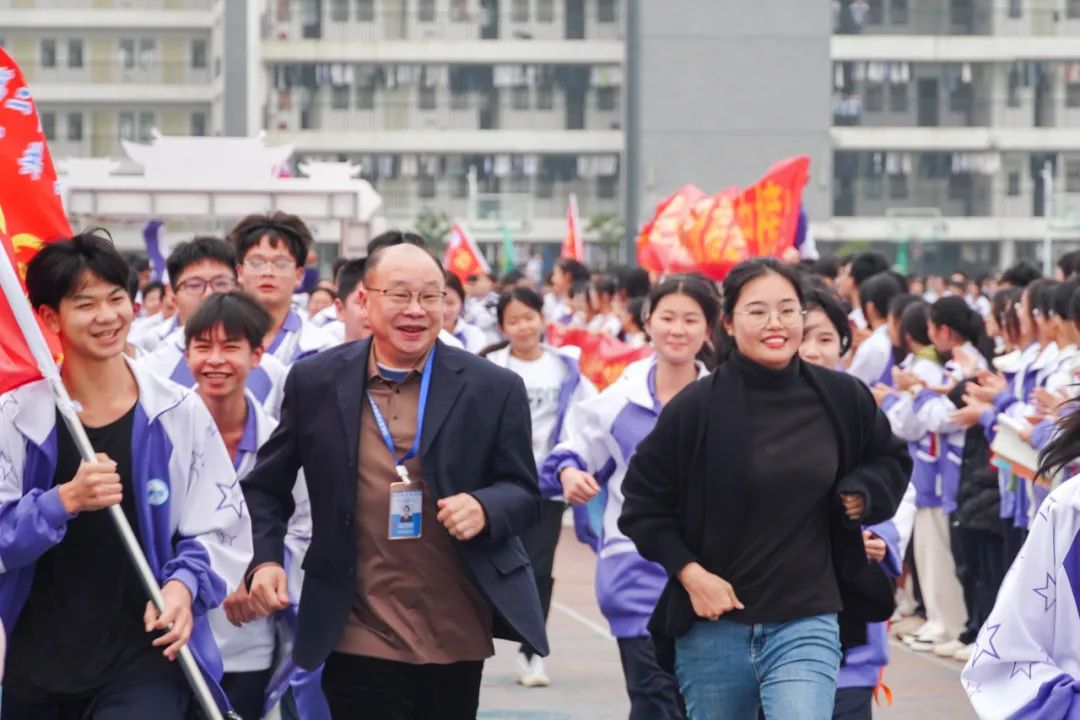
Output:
top-left (618, 258), bottom-right (911, 720)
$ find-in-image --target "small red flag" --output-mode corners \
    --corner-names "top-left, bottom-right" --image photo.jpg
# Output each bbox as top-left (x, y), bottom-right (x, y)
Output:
top-left (442, 222), bottom-right (490, 283)
top-left (560, 193), bottom-right (583, 261)
top-left (0, 48), bottom-right (71, 394)
top-left (546, 324), bottom-right (654, 391)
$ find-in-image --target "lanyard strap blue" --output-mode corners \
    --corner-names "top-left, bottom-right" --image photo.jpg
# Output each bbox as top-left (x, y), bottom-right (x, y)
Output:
top-left (366, 346), bottom-right (436, 469)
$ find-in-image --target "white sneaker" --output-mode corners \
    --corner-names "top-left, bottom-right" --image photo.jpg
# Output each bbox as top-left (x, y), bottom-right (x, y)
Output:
top-left (516, 654), bottom-right (550, 688)
top-left (953, 644), bottom-right (975, 662)
top-left (933, 640), bottom-right (966, 658)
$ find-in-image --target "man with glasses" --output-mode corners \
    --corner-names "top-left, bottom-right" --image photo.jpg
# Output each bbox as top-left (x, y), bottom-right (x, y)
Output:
top-left (143, 237), bottom-right (288, 419)
top-left (228, 212), bottom-right (335, 366)
top-left (242, 238), bottom-right (547, 719)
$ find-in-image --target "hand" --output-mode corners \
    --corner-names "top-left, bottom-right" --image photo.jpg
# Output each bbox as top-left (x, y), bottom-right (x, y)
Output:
top-left (970, 371), bottom-right (1007, 401)
top-left (248, 563), bottom-right (290, 618)
top-left (862, 530), bottom-right (887, 563)
top-left (58, 453), bottom-right (123, 514)
top-left (927, 381), bottom-right (957, 396)
top-left (437, 493), bottom-right (488, 541)
top-left (222, 584), bottom-right (257, 627)
top-left (949, 394), bottom-right (990, 429)
top-left (559, 467), bottom-right (600, 505)
top-left (144, 580), bottom-right (193, 662)
top-left (781, 246), bottom-right (801, 265)
top-left (870, 383), bottom-right (893, 406)
top-left (677, 562), bottom-right (745, 621)
top-left (1019, 424), bottom-right (1034, 443)
top-left (1032, 387), bottom-right (1067, 414)
top-left (840, 492), bottom-right (865, 521)
top-left (891, 368), bottom-right (919, 392)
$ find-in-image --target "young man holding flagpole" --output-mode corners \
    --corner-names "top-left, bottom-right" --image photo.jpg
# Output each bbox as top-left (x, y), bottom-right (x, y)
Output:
top-left (0, 232), bottom-right (252, 718)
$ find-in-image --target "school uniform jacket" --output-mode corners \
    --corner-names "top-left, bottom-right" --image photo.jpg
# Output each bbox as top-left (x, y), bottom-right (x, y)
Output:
top-left (267, 309), bottom-right (337, 365)
top-left (0, 358), bottom-right (252, 712)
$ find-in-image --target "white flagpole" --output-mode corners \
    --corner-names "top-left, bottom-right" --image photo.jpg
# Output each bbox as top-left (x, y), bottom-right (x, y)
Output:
top-left (0, 248), bottom-right (229, 720)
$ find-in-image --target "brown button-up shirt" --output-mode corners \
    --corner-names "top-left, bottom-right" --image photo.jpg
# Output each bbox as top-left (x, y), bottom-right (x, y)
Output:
top-left (336, 347), bottom-right (494, 664)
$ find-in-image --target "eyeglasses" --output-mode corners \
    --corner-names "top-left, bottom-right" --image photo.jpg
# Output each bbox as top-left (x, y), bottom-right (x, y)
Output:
top-left (243, 256), bottom-right (297, 273)
top-left (366, 287), bottom-right (447, 310)
top-left (733, 306), bottom-right (806, 329)
top-left (176, 276), bottom-right (237, 296)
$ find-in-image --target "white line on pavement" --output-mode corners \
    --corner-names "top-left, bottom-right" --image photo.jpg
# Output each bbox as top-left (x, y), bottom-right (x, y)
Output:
top-left (552, 600), bottom-right (615, 640)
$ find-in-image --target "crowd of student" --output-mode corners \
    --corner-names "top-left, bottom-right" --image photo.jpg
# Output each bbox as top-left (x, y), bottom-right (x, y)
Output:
top-left (5, 205), bottom-right (1080, 719)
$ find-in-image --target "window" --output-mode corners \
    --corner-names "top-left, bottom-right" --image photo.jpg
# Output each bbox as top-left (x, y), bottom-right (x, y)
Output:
top-left (889, 83), bottom-right (908, 112)
top-left (537, 175), bottom-right (555, 198)
top-left (1070, 0), bottom-right (1080, 18)
top-left (190, 111), bottom-right (207, 136)
top-left (138, 111), bottom-right (155, 141)
top-left (118, 111), bottom-right (135, 140)
top-left (450, 89), bottom-right (469, 110)
top-left (537, 85), bottom-right (554, 110)
top-left (331, 84), bottom-right (350, 110)
top-left (538, 0), bottom-right (554, 22)
top-left (511, 0), bottom-right (529, 22)
top-left (418, 0), bottom-right (435, 22)
top-left (865, 174), bottom-right (883, 200)
top-left (597, 87), bottom-right (618, 111)
top-left (191, 39), bottom-right (207, 69)
top-left (1067, 160), bottom-right (1080, 193)
top-left (1008, 67), bottom-right (1022, 108)
top-left (41, 39), bottom-right (56, 68)
top-left (1068, 82), bottom-right (1080, 108)
top-left (1008, 171), bottom-right (1021, 196)
top-left (950, 83), bottom-right (973, 112)
top-left (41, 111), bottom-right (56, 140)
top-left (597, 175), bottom-right (618, 199)
top-left (890, 0), bottom-right (909, 24)
top-left (138, 38), bottom-right (157, 70)
top-left (450, 0), bottom-right (469, 21)
top-left (68, 39), bottom-right (83, 69)
top-left (331, 0), bottom-right (348, 21)
top-left (418, 176), bottom-right (437, 199)
top-left (67, 112), bottom-right (83, 141)
top-left (419, 86), bottom-right (437, 110)
top-left (865, 83), bottom-right (884, 112)
top-left (888, 174), bottom-right (908, 199)
top-left (949, 172), bottom-right (971, 200)
top-left (1008, 0), bottom-right (1022, 18)
top-left (512, 86), bottom-right (530, 110)
top-left (356, 85), bottom-right (375, 110)
top-left (119, 38), bottom-right (135, 69)
top-left (356, 0), bottom-right (374, 21)
top-left (866, 0), bottom-right (884, 24)
top-left (598, 0), bottom-right (617, 22)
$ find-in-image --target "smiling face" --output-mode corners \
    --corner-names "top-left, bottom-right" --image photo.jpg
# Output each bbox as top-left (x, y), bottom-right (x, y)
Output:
top-left (185, 324), bottom-right (263, 402)
top-left (723, 271), bottom-right (804, 370)
top-left (361, 244), bottom-right (445, 367)
top-left (645, 292), bottom-right (709, 366)
top-left (501, 299), bottom-right (544, 357)
top-left (800, 308), bottom-right (842, 369)
top-left (40, 270), bottom-right (134, 362)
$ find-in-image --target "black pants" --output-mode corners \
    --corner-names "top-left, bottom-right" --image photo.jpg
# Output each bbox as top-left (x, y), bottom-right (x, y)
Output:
top-left (832, 687), bottom-right (873, 720)
top-left (955, 527), bottom-right (1006, 641)
top-left (519, 499), bottom-right (566, 659)
top-left (220, 669), bottom-right (273, 720)
top-left (1, 661), bottom-right (190, 720)
top-left (617, 637), bottom-right (686, 720)
top-left (321, 652), bottom-right (483, 720)
top-left (1003, 522), bottom-right (1028, 572)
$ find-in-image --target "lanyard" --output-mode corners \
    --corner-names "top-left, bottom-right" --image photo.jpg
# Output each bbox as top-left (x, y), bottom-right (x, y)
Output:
top-left (366, 346), bottom-right (436, 482)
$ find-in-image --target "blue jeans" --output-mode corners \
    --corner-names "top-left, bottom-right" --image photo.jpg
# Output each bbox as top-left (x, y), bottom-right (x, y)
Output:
top-left (675, 613), bottom-right (842, 720)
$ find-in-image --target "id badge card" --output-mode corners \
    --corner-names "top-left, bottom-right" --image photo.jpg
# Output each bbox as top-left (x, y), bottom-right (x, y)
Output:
top-left (389, 481), bottom-right (422, 540)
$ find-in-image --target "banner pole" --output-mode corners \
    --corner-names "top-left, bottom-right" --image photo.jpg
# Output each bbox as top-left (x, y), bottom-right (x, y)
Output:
top-left (0, 247), bottom-right (228, 720)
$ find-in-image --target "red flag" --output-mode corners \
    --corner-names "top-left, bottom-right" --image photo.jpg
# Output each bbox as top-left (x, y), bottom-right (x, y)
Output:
top-left (560, 193), bottom-right (583, 261)
top-left (637, 156), bottom-right (810, 280)
top-left (0, 48), bottom-right (70, 394)
top-left (442, 222), bottom-right (490, 283)
top-left (546, 324), bottom-right (653, 391)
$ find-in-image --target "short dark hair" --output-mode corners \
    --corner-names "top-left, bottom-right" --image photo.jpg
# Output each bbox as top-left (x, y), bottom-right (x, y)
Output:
top-left (141, 280), bottom-right (165, 299)
top-left (556, 258), bottom-right (591, 284)
top-left (363, 230), bottom-right (440, 283)
top-left (445, 272), bottom-right (466, 303)
top-left (308, 286), bottom-right (335, 304)
top-left (227, 211), bottom-right (313, 266)
top-left (850, 252), bottom-right (891, 286)
top-left (331, 256), bottom-right (351, 283)
top-left (859, 272), bottom-right (904, 320)
top-left (124, 251), bottom-right (150, 274)
top-left (1001, 260), bottom-right (1042, 289)
top-left (26, 229), bottom-right (132, 311)
top-left (496, 286), bottom-right (544, 325)
top-left (812, 257), bottom-right (840, 281)
top-left (184, 290), bottom-right (272, 351)
top-left (336, 258), bottom-right (367, 301)
top-left (1058, 250), bottom-right (1080, 279)
top-left (499, 269), bottom-right (525, 287)
top-left (615, 266), bottom-right (651, 299)
top-left (803, 282), bottom-right (852, 355)
top-left (592, 274), bottom-right (617, 297)
top-left (166, 236), bottom-right (236, 290)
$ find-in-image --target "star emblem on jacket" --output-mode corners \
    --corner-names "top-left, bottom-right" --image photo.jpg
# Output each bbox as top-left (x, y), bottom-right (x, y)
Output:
top-left (215, 477), bottom-right (245, 519)
top-left (0, 450), bottom-right (16, 486)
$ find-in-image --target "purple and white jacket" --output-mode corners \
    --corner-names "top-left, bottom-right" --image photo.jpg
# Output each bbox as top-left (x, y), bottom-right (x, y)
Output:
top-left (267, 309), bottom-right (336, 366)
top-left (539, 357), bottom-right (707, 639)
top-left (0, 358), bottom-right (252, 713)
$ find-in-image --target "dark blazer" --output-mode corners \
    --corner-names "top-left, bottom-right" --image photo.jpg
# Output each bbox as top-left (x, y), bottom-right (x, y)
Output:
top-left (242, 338), bottom-right (548, 669)
top-left (618, 358), bottom-right (912, 671)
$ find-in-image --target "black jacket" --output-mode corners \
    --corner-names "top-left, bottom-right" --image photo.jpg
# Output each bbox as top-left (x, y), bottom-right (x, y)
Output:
top-left (618, 358), bottom-right (911, 670)
top-left (950, 379), bottom-right (1002, 535)
top-left (242, 339), bottom-right (548, 669)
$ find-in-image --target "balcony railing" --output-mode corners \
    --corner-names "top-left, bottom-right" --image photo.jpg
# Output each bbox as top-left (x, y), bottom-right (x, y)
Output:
top-left (0, 0), bottom-right (215, 9)
top-left (18, 60), bottom-right (212, 86)
top-left (833, 92), bottom-right (1080, 129)
top-left (834, 0), bottom-right (1076, 35)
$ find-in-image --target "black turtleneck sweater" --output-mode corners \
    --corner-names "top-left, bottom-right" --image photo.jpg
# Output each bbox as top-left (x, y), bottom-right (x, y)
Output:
top-left (722, 352), bottom-right (843, 625)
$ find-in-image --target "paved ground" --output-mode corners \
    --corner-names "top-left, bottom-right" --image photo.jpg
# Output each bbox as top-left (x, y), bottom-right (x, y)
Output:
top-left (479, 528), bottom-right (975, 719)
